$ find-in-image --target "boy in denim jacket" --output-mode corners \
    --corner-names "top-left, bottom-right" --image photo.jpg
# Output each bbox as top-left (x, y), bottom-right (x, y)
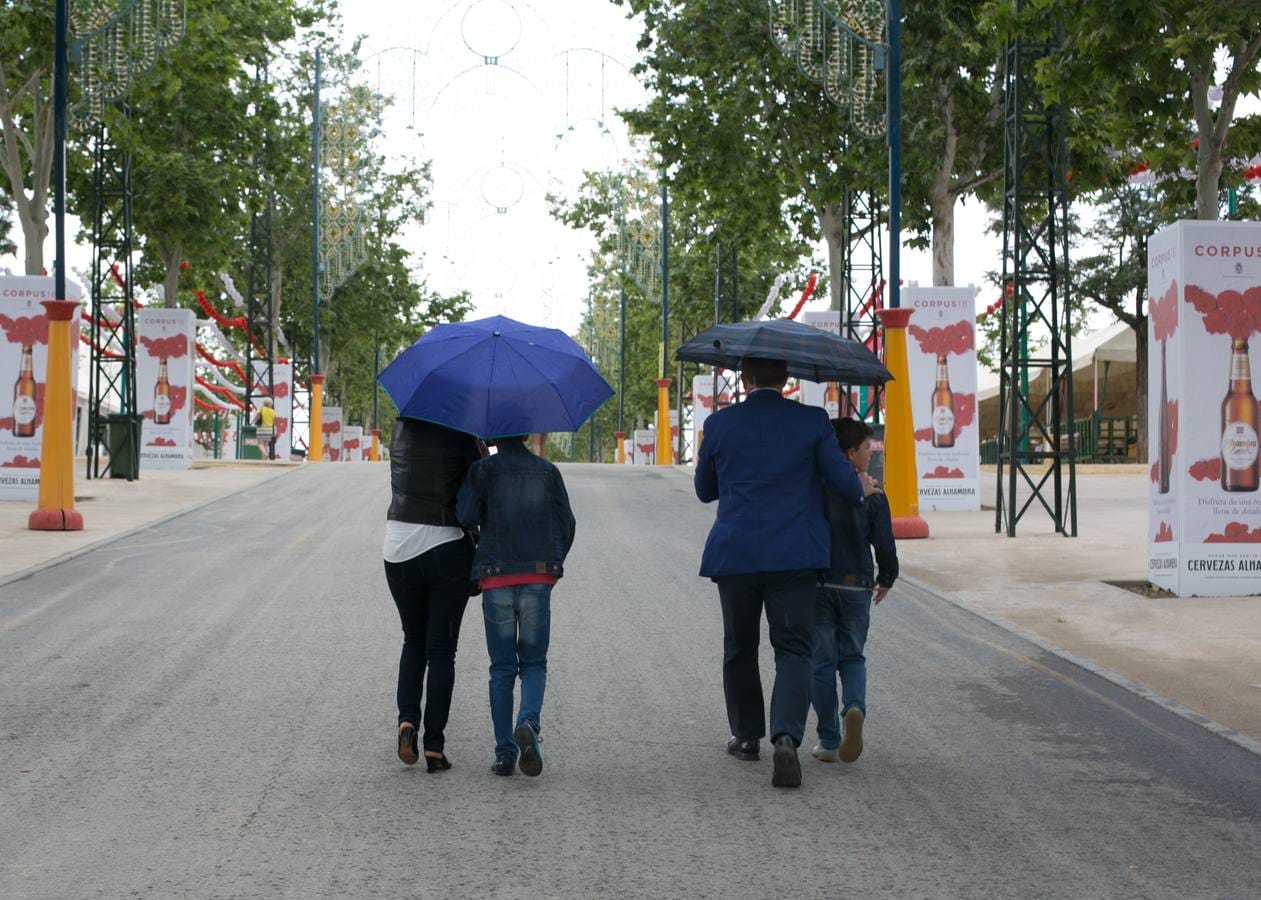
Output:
top-left (810, 417), bottom-right (898, 764)
top-left (456, 435), bottom-right (575, 777)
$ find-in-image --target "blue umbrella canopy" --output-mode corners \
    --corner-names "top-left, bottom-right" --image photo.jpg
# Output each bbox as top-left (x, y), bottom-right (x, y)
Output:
top-left (675, 318), bottom-right (892, 385)
top-left (377, 315), bottom-right (614, 438)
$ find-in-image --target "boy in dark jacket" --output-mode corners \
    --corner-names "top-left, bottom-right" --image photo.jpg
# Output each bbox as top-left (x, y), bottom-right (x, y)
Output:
top-left (810, 417), bottom-right (898, 764)
top-left (456, 435), bottom-right (576, 778)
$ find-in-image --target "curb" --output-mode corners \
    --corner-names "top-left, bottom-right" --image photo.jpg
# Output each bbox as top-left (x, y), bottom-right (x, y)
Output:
top-left (0, 465), bottom-right (302, 590)
top-left (901, 573), bottom-right (1261, 760)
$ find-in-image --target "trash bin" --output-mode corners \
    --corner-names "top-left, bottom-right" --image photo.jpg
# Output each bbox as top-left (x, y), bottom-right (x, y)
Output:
top-left (240, 424), bottom-right (264, 460)
top-left (106, 412), bottom-right (142, 480)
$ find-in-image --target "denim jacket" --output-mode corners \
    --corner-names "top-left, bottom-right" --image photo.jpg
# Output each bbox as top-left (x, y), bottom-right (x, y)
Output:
top-left (455, 442), bottom-right (576, 581)
top-left (822, 488), bottom-right (899, 589)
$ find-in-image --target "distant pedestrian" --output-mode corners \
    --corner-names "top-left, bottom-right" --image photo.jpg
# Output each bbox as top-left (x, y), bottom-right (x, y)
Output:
top-left (693, 357), bottom-right (879, 788)
top-left (383, 417), bottom-right (483, 772)
top-left (810, 417), bottom-right (898, 765)
top-left (457, 434), bottom-right (576, 778)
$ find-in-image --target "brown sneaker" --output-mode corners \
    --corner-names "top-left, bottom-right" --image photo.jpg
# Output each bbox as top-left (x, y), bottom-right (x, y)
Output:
top-left (838, 708), bottom-right (864, 763)
top-left (398, 724), bottom-right (419, 765)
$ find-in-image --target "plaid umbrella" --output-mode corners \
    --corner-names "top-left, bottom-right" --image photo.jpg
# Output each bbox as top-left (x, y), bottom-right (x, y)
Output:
top-left (675, 319), bottom-right (892, 385)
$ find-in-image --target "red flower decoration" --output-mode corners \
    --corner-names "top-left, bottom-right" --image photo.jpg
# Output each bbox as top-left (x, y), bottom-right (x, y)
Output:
top-left (139, 334), bottom-right (190, 359)
top-left (909, 320), bottom-right (975, 357)
top-left (0, 313), bottom-right (50, 346)
top-left (1185, 283), bottom-right (1261, 340)
top-left (1205, 521), bottom-right (1261, 543)
top-left (1155, 521), bottom-right (1173, 542)
top-left (1188, 458), bottom-right (1221, 482)
top-left (923, 466), bottom-right (964, 479)
top-left (1149, 280), bottom-right (1178, 342)
top-left (0, 454), bottom-right (40, 468)
top-left (146, 437), bottom-right (177, 447)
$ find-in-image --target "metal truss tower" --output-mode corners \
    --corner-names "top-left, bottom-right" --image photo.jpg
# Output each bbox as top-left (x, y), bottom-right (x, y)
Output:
top-left (841, 185), bottom-right (883, 423)
top-left (86, 116), bottom-right (138, 480)
top-left (995, 13), bottom-right (1077, 537)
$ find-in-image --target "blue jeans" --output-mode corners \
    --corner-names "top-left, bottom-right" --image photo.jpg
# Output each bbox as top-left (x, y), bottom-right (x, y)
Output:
top-left (810, 587), bottom-right (871, 749)
top-left (482, 584), bottom-right (552, 756)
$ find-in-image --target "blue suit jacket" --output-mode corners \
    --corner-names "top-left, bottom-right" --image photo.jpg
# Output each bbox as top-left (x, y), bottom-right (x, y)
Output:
top-left (694, 390), bottom-right (863, 578)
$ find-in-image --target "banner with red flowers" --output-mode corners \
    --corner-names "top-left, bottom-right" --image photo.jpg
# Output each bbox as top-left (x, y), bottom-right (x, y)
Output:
top-left (1148, 221), bottom-right (1261, 596)
top-left (797, 311), bottom-right (845, 419)
top-left (137, 308), bottom-right (194, 469)
top-left (691, 373), bottom-right (736, 461)
top-left (903, 286), bottom-right (980, 511)
top-left (342, 425), bottom-right (363, 462)
top-left (250, 359), bottom-right (293, 460)
top-left (322, 406), bottom-right (343, 461)
top-left (632, 428), bottom-right (654, 466)
top-left (0, 276), bottom-right (82, 500)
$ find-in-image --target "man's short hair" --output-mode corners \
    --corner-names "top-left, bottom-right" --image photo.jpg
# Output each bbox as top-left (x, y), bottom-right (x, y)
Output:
top-left (740, 357), bottom-right (789, 387)
top-left (832, 417), bottom-right (873, 453)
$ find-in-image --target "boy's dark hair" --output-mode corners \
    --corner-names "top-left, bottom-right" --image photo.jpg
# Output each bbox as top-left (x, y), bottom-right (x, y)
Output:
top-left (832, 417), bottom-right (873, 453)
top-left (486, 434), bottom-right (529, 447)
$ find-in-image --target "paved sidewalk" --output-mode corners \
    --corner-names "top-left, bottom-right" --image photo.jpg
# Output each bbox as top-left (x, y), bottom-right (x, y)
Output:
top-left (903, 466), bottom-right (1261, 744)
top-left (0, 460), bottom-right (299, 583)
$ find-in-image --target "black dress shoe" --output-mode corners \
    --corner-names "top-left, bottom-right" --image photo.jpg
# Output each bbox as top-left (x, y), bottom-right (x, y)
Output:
top-left (771, 735), bottom-right (801, 788)
top-left (726, 736), bottom-right (759, 761)
top-left (424, 753), bottom-right (452, 773)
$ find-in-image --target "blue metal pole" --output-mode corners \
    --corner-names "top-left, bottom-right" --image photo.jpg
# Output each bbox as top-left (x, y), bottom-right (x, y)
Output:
top-left (53, 0), bottom-right (68, 300)
top-left (660, 173), bottom-right (669, 375)
top-left (887, 0), bottom-right (901, 309)
top-left (311, 48), bottom-right (322, 373)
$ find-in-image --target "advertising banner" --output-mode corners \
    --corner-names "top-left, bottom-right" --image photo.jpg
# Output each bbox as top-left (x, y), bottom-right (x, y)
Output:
top-left (137, 308), bottom-right (195, 469)
top-left (692, 372), bottom-right (736, 458)
top-left (621, 437), bottom-right (632, 464)
top-left (322, 406), bottom-right (343, 462)
top-left (903, 286), bottom-right (980, 511)
top-left (1147, 220), bottom-right (1261, 596)
top-left (798, 310), bottom-right (843, 418)
top-left (250, 359), bottom-right (294, 460)
top-left (632, 428), bottom-right (654, 466)
top-left (0, 276), bottom-right (82, 500)
top-left (343, 425), bottom-right (363, 462)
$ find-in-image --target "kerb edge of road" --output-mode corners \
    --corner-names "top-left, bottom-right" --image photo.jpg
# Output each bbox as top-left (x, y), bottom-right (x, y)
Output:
top-left (0, 464), bottom-right (303, 591)
top-left (901, 573), bottom-right (1261, 761)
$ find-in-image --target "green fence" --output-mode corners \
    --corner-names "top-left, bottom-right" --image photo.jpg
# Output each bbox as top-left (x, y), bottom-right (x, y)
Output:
top-left (979, 415), bottom-right (1138, 465)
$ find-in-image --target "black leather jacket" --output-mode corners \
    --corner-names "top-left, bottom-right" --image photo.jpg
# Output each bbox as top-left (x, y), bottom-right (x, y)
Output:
top-left (387, 418), bottom-right (482, 527)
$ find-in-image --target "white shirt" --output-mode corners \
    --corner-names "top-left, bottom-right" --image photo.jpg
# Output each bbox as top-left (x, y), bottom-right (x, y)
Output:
top-left (383, 520), bottom-right (464, 564)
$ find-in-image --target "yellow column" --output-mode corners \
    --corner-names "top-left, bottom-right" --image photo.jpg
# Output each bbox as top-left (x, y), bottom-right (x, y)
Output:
top-left (615, 431), bottom-right (626, 464)
top-left (654, 378), bottom-right (671, 466)
top-left (309, 374), bottom-right (325, 463)
top-left (369, 427), bottom-right (380, 461)
top-left (29, 299), bottom-right (83, 531)
top-left (875, 308), bottom-right (929, 539)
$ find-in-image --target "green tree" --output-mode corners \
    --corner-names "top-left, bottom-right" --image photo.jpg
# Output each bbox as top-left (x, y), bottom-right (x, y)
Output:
top-left (0, 2), bottom-right (56, 274)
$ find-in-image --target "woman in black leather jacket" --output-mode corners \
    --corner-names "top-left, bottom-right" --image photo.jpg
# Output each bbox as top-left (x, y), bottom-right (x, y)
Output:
top-left (382, 417), bottom-right (483, 771)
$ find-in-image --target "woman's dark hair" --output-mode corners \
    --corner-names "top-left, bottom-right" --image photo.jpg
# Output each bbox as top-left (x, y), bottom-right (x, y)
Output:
top-left (832, 417), bottom-right (873, 453)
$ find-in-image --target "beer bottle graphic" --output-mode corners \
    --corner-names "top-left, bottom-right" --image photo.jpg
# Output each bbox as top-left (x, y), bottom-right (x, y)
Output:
top-left (1220, 337), bottom-right (1259, 492)
top-left (154, 358), bottom-right (172, 425)
top-left (1157, 341), bottom-right (1171, 494)
top-left (930, 354), bottom-right (955, 448)
top-left (12, 343), bottom-right (37, 438)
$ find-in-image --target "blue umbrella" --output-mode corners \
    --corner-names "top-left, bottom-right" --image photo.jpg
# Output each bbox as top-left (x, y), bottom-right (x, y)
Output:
top-left (377, 315), bottom-right (614, 438)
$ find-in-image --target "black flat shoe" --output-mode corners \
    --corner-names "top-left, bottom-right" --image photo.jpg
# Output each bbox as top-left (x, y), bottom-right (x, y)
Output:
top-left (726, 736), bottom-right (759, 761)
top-left (425, 753), bottom-right (452, 773)
top-left (398, 725), bottom-right (419, 766)
top-left (771, 735), bottom-right (801, 788)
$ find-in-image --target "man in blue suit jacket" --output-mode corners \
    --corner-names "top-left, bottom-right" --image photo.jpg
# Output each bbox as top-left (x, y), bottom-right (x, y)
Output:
top-left (694, 357), bottom-right (875, 787)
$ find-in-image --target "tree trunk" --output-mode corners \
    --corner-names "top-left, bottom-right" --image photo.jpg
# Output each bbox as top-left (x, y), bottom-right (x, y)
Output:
top-left (818, 203), bottom-right (844, 312)
top-left (930, 188), bottom-right (955, 286)
top-left (1195, 143), bottom-right (1224, 221)
top-left (20, 209), bottom-right (44, 275)
top-left (162, 243), bottom-right (181, 307)
top-left (1134, 319), bottom-right (1148, 462)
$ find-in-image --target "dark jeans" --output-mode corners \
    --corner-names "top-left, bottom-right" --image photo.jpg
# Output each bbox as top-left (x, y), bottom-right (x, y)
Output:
top-left (384, 535), bottom-right (474, 753)
top-left (716, 569), bottom-right (818, 747)
top-left (810, 587), bottom-right (872, 748)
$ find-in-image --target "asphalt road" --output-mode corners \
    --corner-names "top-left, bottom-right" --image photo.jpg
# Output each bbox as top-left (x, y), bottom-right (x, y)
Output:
top-left (2, 463), bottom-right (1260, 899)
